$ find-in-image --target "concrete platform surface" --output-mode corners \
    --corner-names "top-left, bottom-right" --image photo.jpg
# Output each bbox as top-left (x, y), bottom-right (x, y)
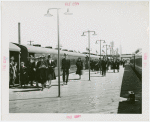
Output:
top-left (9, 66), bottom-right (124, 113)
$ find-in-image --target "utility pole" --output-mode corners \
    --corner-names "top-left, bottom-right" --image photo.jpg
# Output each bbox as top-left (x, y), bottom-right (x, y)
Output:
top-left (28, 41), bottom-right (34, 45)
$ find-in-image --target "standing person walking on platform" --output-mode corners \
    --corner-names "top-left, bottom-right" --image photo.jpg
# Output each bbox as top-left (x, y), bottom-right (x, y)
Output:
top-left (101, 57), bottom-right (107, 76)
top-left (47, 54), bottom-right (56, 88)
top-left (98, 58), bottom-right (102, 75)
top-left (116, 59), bottom-right (120, 72)
top-left (76, 57), bottom-right (83, 79)
top-left (122, 59), bottom-right (125, 68)
top-left (112, 58), bottom-right (116, 73)
top-left (37, 56), bottom-right (48, 91)
top-left (61, 53), bottom-right (70, 85)
top-left (106, 58), bottom-right (109, 72)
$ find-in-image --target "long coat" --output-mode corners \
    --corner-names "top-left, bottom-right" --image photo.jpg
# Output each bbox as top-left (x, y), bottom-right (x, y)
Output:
top-left (27, 61), bottom-right (35, 82)
top-left (37, 61), bottom-right (48, 84)
top-left (116, 61), bottom-right (120, 69)
top-left (101, 60), bottom-right (107, 70)
top-left (76, 60), bottom-right (83, 75)
top-left (62, 58), bottom-right (70, 70)
top-left (20, 66), bottom-right (28, 85)
top-left (47, 60), bottom-right (56, 80)
top-left (111, 61), bottom-right (116, 69)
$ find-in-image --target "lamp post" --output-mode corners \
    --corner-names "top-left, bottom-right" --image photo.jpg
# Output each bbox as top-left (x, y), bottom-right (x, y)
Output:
top-left (44, 8), bottom-right (72, 97)
top-left (81, 31), bottom-right (97, 81)
top-left (95, 40), bottom-right (105, 58)
top-left (103, 44), bottom-right (110, 56)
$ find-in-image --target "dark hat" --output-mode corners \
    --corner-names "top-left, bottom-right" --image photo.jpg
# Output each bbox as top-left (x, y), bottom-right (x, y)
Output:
top-left (39, 56), bottom-right (42, 59)
top-left (64, 53), bottom-right (68, 56)
top-left (48, 54), bottom-right (51, 58)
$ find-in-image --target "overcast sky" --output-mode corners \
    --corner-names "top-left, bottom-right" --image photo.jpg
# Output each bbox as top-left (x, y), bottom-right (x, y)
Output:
top-left (3, 1), bottom-right (149, 54)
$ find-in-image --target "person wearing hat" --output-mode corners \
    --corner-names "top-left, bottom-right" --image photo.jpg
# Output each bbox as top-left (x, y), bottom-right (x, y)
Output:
top-left (101, 56), bottom-right (107, 76)
top-left (20, 62), bottom-right (28, 87)
top-left (27, 55), bottom-right (35, 86)
top-left (34, 57), bottom-right (39, 87)
top-left (85, 55), bottom-right (89, 69)
top-left (116, 59), bottom-right (120, 72)
top-left (9, 56), bottom-right (15, 87)
top-left (61, 53), bottom-right (70, 85)
top-left (47, 54), bottom-right (56, 88)
top-left (98, 58), bottom-right (102, 75)
top-left (76, 57), bottom-right (83, 79)
top-left (112, 58), bottom-right (116, 73)
top-left (37, 55), bottom-right (48, 91)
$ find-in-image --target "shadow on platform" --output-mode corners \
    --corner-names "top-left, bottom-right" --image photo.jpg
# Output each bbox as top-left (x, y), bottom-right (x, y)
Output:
top-left (10, 96), bottom-right (59, 101)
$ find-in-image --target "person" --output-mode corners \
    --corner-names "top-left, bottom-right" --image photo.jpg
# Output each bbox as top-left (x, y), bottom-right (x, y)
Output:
top-left (106, 58), bottom-right (109, 72)
top-left (34, 57), bottom-right (39, 87)
top-left (122, 59), bottom-right (125, 68)
top-left (94, 59), bottom-right (99, 73)
top-left (116, 59), bottom-right (120, 72)
top-left (27, 56), bottom-right (35, 86)
top-left (9, 56), bottom-right (15, 87)
top-left (98, 58), bottom-right (102, 74)
top-left (101, 57), bottom-right (107, 76)
top-left (90, 60), bottom-right (94, 71)
top-left (12, 62), bottom-right (18, 86)
top-left (61, 53), bottom-right (70, 85)
top-left (37, 56), bottom-right (48, 91)
top-left (76, 57), bottom-right (83, 79)
top-left (20, 62), bottom-right (28, 87)
top-left (85, 55), bottom-right (89, 69)
top-left (47, 54), bottom-right (56, 88)
top-left (112, 58), bottom-right (116, 73)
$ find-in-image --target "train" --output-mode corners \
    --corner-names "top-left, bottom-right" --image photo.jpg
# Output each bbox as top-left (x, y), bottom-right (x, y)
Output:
top-left (9, 42), bottom-right (100, 83)
top-left (130, 48), bottom-right (142, 79)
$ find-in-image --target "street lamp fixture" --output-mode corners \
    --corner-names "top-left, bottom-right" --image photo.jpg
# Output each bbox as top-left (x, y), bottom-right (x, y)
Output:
top-left (103, 44), bottom-right (110, 56)
top-left (44, 8), bottom-right (72, 97)
top-left (81, 30), bottom-right (97, 81)
top-left (64, 8), bottom-right (73, 15)
top-left (95, 40), bottom-right (105, 58)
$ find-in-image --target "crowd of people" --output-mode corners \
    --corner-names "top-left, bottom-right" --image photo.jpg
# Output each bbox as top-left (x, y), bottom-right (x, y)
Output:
top-left (9, 53), bottom-right (126, 91)
top-left (9, 54), bottom-right (56, 91)
top-left (88, 56), bottom-right (126, 76)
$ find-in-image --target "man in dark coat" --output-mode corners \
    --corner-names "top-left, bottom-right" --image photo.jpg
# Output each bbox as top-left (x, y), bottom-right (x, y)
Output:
top-left (27, 56), bottom-right (35, 86)
top-left (101, 57), bottom-right (107, 76)
top-left (116, 59), bottom-right (120, 72)
top-left (122, 59), bottom-right (125, 68)
top-left (61, 53), bottom-right (70, 85)
top-left (98, 58), bottom-right (102, 74)
top-left (112, 58), bottom-right (116, 73)
top-left (34, 57), bottom-right (39, 87)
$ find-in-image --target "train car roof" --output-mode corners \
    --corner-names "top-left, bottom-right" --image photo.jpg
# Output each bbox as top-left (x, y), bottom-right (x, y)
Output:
top-left (21, 44), bottom-right (85, 56)
top-left (9, 42), bottom-right (21, 52)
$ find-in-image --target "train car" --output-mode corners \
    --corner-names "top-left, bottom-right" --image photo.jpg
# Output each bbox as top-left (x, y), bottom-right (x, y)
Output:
top-left (12, 43), bottom-right (100, 76)
top-left (130, 48), bottom-right (142, 79)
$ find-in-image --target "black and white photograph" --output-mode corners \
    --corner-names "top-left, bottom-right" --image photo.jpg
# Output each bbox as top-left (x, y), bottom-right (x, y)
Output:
top-left (1, 1), bottom-right (149, 121)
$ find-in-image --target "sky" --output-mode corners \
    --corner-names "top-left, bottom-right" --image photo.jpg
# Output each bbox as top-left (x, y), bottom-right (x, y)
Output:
top-left (3, 1), bottom-right (149, 54)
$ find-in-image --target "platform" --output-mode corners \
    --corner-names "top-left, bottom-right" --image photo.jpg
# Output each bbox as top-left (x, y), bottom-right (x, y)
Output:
top-left (9, 66), bottom-right (125, 113)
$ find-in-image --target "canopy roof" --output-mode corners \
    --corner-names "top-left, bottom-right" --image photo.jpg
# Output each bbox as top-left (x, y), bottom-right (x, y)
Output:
top-left (9, 42), bottom-right (20, 52)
